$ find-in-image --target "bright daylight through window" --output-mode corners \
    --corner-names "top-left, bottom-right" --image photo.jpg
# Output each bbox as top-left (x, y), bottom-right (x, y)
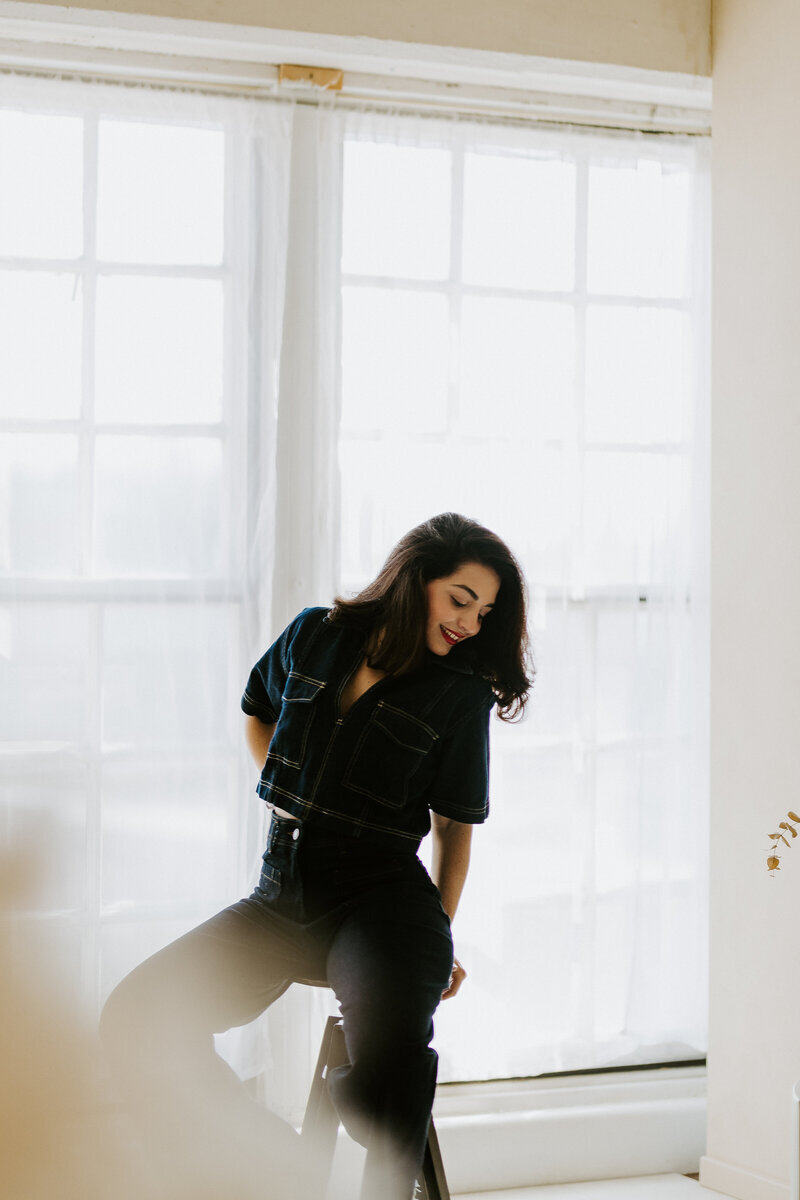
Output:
top-left (336, 115), bottom-right (708, 1081)
top-left (0, 78), bottom-right (709, 1090)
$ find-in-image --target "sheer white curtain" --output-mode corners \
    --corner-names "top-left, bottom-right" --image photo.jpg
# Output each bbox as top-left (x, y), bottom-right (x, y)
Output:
top-left (1, 67), bottom-right (710, 1106)
top-left (312, 102), bottom-right (710, 1082)
top-left (0, 74), bottom-right (293, 1044)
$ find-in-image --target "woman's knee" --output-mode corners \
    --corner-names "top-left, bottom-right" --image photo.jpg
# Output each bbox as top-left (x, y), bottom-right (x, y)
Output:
top-left (99, 947), bottom-right (198, 1061)
top-left (339, 1007), bottom-right (440, 1095)
top-left (99, 965), bottom-right (162, 1063)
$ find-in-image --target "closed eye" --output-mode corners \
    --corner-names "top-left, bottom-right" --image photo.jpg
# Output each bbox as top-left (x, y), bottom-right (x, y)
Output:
top-left (450, 596), bottom-right (467, 608)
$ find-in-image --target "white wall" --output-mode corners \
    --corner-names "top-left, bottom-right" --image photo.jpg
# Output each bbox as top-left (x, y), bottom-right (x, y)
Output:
top-left (703, 2), bottom-right (800, 1198)
top-left (25, 0), bottom-right (711, 75)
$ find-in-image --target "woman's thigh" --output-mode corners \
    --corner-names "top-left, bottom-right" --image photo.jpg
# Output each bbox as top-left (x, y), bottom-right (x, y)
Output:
top-left (324, 879), bottom-right (454, 1056)
top-left (99, 901), bottom-right (321, 1200)
top-left (102, 899), bottom-right (313, 1047)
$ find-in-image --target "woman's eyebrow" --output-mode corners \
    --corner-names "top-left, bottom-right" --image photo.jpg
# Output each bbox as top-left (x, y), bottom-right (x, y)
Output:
top-left (453, 583), bottom-right (495, 608)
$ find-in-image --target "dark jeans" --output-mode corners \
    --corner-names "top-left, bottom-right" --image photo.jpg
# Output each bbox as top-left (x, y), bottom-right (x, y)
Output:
top-left (100, 813), bottom-right (454, 1200)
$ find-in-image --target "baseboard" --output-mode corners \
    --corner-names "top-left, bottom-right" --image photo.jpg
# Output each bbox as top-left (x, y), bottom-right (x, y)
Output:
top-left (699, 1156), bottom-right (789, 1200)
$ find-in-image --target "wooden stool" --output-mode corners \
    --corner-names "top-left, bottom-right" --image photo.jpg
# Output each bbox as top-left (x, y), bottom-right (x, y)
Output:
top-left (300, 1014), bottom-right (451, 1200)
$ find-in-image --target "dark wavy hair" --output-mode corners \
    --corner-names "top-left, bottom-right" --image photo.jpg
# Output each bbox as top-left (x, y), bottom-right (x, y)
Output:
top-left (329, 512), bottom-right (533, 720)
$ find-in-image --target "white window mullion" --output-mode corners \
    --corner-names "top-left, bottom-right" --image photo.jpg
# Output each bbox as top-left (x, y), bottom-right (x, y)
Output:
top-left (575, 596), bottom-right (600, 1050)
top-left (570, 150), bottom-right (590, 601)
top-left (223, 109), bottom-right (255, 891)
top-left (447, 142), bottom-right (466, 439)
top-left (223, 109), bottom-right (244, 591)
top-left (571, 149), bottom-right (599, 1051)
top-left (83, 598), bottom-right (104, 1009)
top-left (76, 112), bottom-right (104, 1009)
top-left (79, 112), bottom-right (98, 581)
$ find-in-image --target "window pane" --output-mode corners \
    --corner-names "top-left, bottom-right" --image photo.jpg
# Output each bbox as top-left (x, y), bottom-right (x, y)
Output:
top-left (338, 115), bottom-right (706, 1084)
top-left (585, 306), bottom-right (688, 444)
top-left (97, 119), bottom-right (224, 265)
top-left (338, 439), bottom-right (498, 585)
top-left (101, 760), bottom-right (235, 908)
top-left (522, 604), bottom-right (584, 741)
top-left (101, 603), bottom-right (234, 746)
top-left (459, 297), bottom-right (574, 439)
top-left (0, 435), bottom-right (80, 576)
top-left (462, 151), bottom-right (576, 291)
top-left (497, 895), bottom-right (573, 1068)
top-left (582, 450), bottom-right (685, 587)
top-left (341, 141), bottom-right (451, 280)
top-left (0, 270), bottom-right (83, 420)
top-left (95, 276), bottom-right (224, 425)
top-left (0, 603), bottom-right (90, 742)
top-left (597, 744), bottom-right (685, 883)
top-left (338, 439), bottom-right (571, 591)
top-left (101, 920), bottom-right (199, 1003)
top-left (1, 772), bottom-right (88, 915)
top-left (0, 110), bottom-right (83, 259)
top-left (341, 287), bottom-right (449, 434)
top-left (93, 435), bottom-right (224, 577)
top-left (587, 158), bottom-right (691, 298)
top-left (595, 608), bottom-right (680, 743)
top-left (435, 743), bottom-right (582, 1078)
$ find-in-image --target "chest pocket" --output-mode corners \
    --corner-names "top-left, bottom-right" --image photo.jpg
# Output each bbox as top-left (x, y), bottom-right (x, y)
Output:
top-left (267, 672), bottom-right (326, 769)
top-left (343, 702), bottom-right (438, 809)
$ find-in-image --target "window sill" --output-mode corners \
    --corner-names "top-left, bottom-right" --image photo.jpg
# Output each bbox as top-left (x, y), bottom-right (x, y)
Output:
top-left (432, 1065), bottom-right (706, 1193)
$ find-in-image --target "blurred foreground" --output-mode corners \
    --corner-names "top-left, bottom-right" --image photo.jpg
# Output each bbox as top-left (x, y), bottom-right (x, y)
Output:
top-left (0, 822), bottom-right (300, 1200)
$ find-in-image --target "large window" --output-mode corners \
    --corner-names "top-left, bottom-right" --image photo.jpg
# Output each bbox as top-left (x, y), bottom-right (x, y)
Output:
top-left (0, 75), bottom-right (709, 1090)
top-left (333, 111), bottom-right (709, 1081)
top-left (0, 81), bottom-right (292, 1015)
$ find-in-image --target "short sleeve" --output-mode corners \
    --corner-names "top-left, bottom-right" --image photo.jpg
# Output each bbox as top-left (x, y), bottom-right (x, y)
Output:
top-left (427, 691), bottom-right (495, 824)
top-left (240, 608), bottom-right (321, 724)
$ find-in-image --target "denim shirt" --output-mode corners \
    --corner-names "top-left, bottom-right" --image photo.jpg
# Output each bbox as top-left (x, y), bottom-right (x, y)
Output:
top-left (241, 607), bottom-right (495, 848)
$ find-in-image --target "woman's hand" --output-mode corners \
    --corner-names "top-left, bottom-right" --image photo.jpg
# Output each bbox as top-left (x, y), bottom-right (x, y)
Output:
top-left (431, 816), bottom-right (472, 1001)
top-left (441, 955), bottom-right (466, 1000)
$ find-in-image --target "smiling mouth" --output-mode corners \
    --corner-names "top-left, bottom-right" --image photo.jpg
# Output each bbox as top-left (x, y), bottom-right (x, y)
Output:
top-left (440, 625), bottom-right (466, 647)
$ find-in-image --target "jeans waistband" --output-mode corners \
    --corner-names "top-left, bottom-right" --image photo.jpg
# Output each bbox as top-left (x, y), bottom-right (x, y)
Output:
top-left (266, 809), bottom-right (304, 849)
top-left (265, 810), bottom-right (423, 860)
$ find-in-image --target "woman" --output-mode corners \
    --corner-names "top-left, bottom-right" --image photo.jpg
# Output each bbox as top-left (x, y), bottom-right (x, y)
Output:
top-left (101, 512), bottom-right (532, 1200)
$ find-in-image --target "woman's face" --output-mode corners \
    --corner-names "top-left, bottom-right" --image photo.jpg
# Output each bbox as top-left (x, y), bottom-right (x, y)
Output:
top-left (424, 561), bottom-right (500, 656)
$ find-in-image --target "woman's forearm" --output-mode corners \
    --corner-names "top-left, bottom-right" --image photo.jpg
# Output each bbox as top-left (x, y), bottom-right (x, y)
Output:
top-left (244, 714), bottom-right (277, 769)
top-left (430, 815), bottom-right (473, 921)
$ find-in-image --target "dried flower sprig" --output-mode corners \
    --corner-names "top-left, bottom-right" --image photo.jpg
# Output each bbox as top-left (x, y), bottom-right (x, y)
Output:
top-left (767, 812), bottom-right (800, 874)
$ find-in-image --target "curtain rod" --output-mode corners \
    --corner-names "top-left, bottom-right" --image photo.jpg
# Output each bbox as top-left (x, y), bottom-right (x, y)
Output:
top-left (0, 54), bottom-right (711, 136)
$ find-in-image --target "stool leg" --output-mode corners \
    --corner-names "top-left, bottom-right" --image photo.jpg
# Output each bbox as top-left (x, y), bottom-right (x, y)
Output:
top-left (305, 1018), bottom-right (452, 1200)
top-left (419, 1119), bottom-right (450, 1200)
top-left (301, 1016), bottom-right (349, 1196)
top-left (373, 1116), bottom-right (450, 1200)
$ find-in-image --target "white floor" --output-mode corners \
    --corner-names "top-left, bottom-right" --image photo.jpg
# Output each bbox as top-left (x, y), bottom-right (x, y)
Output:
top-left (326, 1137), bottom-right (734, 1200)
top-left (457, 1175), bottom-right (734, 1199)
